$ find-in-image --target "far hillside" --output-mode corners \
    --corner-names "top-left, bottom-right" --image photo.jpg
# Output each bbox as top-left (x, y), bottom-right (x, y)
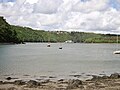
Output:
top-left (0, 16), bottom-right (119, 43)
top-left (12, 25), bottom-right (119, 43)
top-left (0, 17), bottom-right (22, 43)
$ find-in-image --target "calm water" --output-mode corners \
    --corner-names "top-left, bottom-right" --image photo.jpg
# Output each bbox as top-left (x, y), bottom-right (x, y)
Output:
top-left (0, 43), bottom-right (120, 80)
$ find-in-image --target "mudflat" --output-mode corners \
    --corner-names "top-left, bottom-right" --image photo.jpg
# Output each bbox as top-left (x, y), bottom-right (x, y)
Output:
top-left (0, 73), bottom-right (120, 90)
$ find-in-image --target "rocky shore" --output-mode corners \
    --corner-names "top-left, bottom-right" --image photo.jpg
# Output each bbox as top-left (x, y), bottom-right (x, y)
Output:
top-left (0, 73), bottom-right (120, 90)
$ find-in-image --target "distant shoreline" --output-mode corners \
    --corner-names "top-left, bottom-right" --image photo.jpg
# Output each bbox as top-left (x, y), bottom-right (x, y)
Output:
top-left (0, 42), bottom-right (25, 45)
top-left (0, 43), bottom-right (16, 45)
top-left (0, 42), bottom-right (119, 45)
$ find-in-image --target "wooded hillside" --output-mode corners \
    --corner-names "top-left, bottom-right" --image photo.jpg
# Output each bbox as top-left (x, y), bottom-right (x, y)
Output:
top-left (0, 16), bottom-right (119, 43)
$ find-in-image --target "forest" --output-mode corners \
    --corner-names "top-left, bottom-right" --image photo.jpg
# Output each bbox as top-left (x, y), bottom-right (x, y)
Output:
top-left (0, 16), bottom-right (119, 43)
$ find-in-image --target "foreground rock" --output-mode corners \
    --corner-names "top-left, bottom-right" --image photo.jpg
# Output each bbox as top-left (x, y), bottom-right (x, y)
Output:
top-left (6, 77), bottom-right (12, 80)
top-left (66, 79), bottom-right (82, 89)
top-left (110, 73), bottom-right (120, 79)
top-left (14, 80), bottom-right (26, 85)
top-left (26, 80), bottom-right (41, 88)
top-left (0, 73), bottom-right (120, 90)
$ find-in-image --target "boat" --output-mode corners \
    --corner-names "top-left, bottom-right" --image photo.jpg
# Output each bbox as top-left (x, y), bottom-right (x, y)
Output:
top-left (65, 40), bottom-right (73, 43)
top-left (47, 31), bottom-right (51, 47)
top-left (59, 47), bottom-right (62, 49)
top-left (47, 44), bottom-right (50, 47)
top-left (113, 34), bottom-right (120, 54)
top-left (113, 50), bottom-right (120, 54)
top-left (59, 42), bottom-right (63, 49)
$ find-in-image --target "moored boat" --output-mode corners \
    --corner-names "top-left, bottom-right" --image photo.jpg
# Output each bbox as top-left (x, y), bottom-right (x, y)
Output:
top-left (47, 44), bottom-right (50, 47)
top-left (113, 50), bottom-right (120, 54)
top-left (113, 35), bottom-right (120, 54)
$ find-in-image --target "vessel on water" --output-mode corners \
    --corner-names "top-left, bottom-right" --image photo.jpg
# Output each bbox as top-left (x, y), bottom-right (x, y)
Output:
top-left (113, 50), bottom-right (120, 54)
top-left (59, 47), bottom-right (62, 49)
top-left (47, 44), bottom-right (50, 47)
top-left (113, 34), bottom-right (120, 54)
top-left (47, 31), bottom-right (51, 47)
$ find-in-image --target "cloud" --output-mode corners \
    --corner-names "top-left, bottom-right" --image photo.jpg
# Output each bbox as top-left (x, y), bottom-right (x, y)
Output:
top-left (0, 0), bottom-right (120, 34)
top-left (26, 0), bottom-right (38, 4)
top-left (33, 0), bottom-right (63, 14)
top-left (72, 0), bottom-right (109, 13)
top-left (63, 7), bottom-right (120, 33)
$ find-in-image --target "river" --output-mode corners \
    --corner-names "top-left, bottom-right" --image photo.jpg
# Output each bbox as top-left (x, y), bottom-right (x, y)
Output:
top-left (0, 43), bottom-right (120, 80)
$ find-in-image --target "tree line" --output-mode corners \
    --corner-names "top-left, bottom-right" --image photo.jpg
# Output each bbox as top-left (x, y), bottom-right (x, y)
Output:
top-left (0, 16), bottom-right (119, 44)
top-left (0, 17), bottom-right (22, 43)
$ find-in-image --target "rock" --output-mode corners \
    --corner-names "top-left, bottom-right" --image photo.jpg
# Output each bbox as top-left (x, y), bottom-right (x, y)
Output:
top-left (58, 79), bottom-right (64, 82)
top-left (0, 81), bottom-right (3, 84)
top-left (6, 77), bottom-right (12, 80)
top-left (40, 76), bottom-right (47, 78)
top-left (102, 76), bottom-right (110, 79)
top-left (91, 75), bottom-right (110, 80)
top-left (57, 79), bottom-right (68, 84)
top-left (36, 79), bottom-right (42, 81)
top-left (57, 79), bottom-right (64, 84)
top-left (68, 79), bottom-right (82, 85)
top-left (79, 85), bottom-right (85, 89)
top-left (91, 75), bottom-right (102, 80)
top-left (110, 73), bottom-right (120, 79)
top-left (23, 74), bottom-right (30, 76)
top-left (55, 87), bottom-right (66, 90)
top-left (14, 80), bottom-right (25, 85)
top-left (3, 81), bottom-right (14, 84)
top-left (86, 74), bottom-right (92, 76)
top-left (7, 87), bottom-right (17, 90)
top-left (69, 75), bottom-right (81, 78)
top-left (41, 79), bottom-right (50, 84)
top-left (5, 77), bottom-right (18, 80)
top-left (66, 79), bottom-right (82, 89)
top-left (49, 76), bottom-right (56, 78)
top-left (94, 82), bottom-right (106, 88)
top-left (27, 80), bottom-right (40, 88)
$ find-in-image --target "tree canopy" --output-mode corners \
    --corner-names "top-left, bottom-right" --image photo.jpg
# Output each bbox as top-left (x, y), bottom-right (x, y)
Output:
top-left (0, 16), bottom-right (22, 43)
top-left (0, 16), bottom-right (119, 43)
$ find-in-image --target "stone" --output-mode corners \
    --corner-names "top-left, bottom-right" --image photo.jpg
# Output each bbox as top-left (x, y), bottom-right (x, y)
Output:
top-left (102, 76), bottom-right (110, 79)
top-left (68, 79), bottom-right (82, 85)
top-left (67, 79), bottom-right (82, 89)
top-left (6, 77), bottom-right (12, 80)
top-left (7, 87), bottom-right (17, 90)
top-left (91, 75), bottom-right (102, 80)
top-left (69, 74), bottom-right (81, 78)
top-left (27, 80), bottom-right (40, 88)
top-left (41, 79), bottom-right (50, 84)
top-left (110, 73), bottom-right (120, 79)
top-left (58, 79), bottom-right (64, 82)
top-left (0, 81), bottom-right (3, 84)
top-left (49, 76), bottom-right (56, 78)
top-left (14, 80), bottom-right (25, 85)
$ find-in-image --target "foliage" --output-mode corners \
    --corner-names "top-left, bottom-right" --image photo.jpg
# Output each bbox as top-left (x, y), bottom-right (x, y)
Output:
top-left (11, 26), bottom-right (72, 42)
top-left (0, 16), bottom-right (119, 43)
top-left (0, 17), bottom-right (21, 43)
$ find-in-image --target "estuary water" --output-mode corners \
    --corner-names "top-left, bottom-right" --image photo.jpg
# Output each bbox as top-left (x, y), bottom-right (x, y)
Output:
top-left (0, 43), bottom-right (120, 80)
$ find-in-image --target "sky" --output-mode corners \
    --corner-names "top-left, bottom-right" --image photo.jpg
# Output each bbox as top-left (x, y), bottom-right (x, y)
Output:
top-left (0, 0), bottom-right (120, 34)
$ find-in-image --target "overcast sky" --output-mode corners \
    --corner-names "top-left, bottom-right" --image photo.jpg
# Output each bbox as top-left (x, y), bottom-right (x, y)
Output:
top-left (0, 0), bottom-right (120, 34)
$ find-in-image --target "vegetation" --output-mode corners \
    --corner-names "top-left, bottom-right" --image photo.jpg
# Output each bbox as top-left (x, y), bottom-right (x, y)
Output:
top-left (0, 17), bottom-right (22, 43)
top-left (0, 16), bottom-right (119, 43)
